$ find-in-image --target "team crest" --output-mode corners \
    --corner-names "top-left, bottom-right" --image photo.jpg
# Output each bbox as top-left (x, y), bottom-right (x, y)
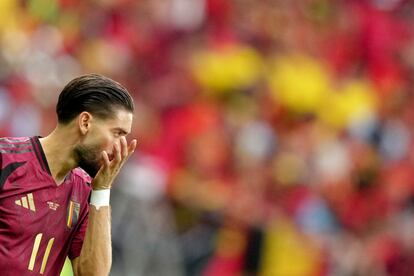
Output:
top-left (66, 200), bottom-right (80, 229)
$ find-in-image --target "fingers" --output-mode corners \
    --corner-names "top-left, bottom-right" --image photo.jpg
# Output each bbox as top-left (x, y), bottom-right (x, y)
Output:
top-left (102, 151), bottom-right (111, 167)
top-left (94, 138), bottom-right (137, 190)
top-left (121, 136), bottom-right (128, 159)
top-left (106, 138), bottom-right (137, 170)
top-left (128, 139), bottom-right (137, 156)
top-left (111, 137), bottom-right (136, 165)
top-left (114, 141), bottom-right (122, 164)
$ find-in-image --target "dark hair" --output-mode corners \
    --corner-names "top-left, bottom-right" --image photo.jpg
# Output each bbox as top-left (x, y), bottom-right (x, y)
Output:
top-left (56, 74), bottom-right (134, 124)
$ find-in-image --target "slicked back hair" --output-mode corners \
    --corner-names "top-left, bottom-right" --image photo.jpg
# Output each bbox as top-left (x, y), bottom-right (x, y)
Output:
top-left (56, 74), bottom-right (134, 124)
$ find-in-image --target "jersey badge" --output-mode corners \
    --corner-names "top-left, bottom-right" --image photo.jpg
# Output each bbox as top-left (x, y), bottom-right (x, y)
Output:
top-left (66, 200), bottom-right (80, 229)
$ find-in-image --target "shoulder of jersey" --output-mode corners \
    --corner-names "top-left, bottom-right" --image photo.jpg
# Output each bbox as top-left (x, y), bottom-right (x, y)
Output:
top-left (72, 167), bottom-right (93, 187)
top-left (0, 137), bottom-right (31, 143)
top-left (0, 137), bottom-right (33, 156)
top-left (0, 137), bottom-right (32, 146)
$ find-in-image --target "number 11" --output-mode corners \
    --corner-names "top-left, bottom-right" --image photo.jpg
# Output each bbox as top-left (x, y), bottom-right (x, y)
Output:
top-left (28, 233), bottom-right (55, 274)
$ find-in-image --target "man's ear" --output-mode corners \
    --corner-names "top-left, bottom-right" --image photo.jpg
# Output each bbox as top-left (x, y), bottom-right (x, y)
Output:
top-left (78, 112), bottom-right (93, 135)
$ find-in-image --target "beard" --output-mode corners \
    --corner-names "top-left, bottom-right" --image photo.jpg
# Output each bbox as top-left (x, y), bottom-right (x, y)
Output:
top-left (73, 143), bottom-right (102, 178)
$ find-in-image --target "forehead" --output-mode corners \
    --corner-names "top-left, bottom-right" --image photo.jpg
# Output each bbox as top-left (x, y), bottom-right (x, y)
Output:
top-left (100, 109), bottom-right (133, 132)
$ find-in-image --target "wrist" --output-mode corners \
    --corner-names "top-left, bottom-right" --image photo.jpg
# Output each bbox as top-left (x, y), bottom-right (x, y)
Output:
top-left (90, 189), bottom-right (110, 210)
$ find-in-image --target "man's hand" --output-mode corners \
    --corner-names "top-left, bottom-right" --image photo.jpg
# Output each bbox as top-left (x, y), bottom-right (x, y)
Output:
top-left (92, 137), bottom-right (137, 190)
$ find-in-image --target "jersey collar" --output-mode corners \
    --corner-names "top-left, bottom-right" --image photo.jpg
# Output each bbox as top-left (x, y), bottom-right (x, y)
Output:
top-left (30, 136), bottom-right (52, 175)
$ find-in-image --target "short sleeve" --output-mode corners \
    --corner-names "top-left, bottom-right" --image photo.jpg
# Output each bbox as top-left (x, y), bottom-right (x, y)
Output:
top-left (68, 204), bottom-right (89, 259)
top-left (0, 152), bottom-right (4, 190)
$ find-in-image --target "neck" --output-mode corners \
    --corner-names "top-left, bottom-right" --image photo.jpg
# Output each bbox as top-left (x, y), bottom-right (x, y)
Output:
top-left (39, 124), bottom-right (80, 184)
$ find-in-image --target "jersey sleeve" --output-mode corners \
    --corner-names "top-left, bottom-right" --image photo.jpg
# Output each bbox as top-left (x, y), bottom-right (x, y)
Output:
top-left (0, 151), bottom-right (3, 190)
top-left (68, 204), bottom-right (89, 259)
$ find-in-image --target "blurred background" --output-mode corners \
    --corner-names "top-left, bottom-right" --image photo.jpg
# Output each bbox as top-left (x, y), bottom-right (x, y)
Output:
top-left (1, 0), bottom-right (414, 275)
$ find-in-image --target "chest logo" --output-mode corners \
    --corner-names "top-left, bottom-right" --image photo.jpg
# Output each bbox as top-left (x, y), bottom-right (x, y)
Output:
top-left (47, 201), bottom-right (60, 211)
top-left (15, 193), bottom-right (36, 212)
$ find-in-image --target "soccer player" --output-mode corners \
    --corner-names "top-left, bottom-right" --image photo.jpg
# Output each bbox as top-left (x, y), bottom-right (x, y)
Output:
top-left (0, 74), bottom-right (137, 275)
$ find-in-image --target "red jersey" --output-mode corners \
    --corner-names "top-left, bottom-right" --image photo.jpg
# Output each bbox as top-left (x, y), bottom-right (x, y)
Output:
top-left (0, 137), bottom-right (92, 275)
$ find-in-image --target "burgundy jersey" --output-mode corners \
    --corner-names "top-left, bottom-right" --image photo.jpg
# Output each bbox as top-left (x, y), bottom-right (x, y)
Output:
top-left (0, 137), bottom-right (92, 276)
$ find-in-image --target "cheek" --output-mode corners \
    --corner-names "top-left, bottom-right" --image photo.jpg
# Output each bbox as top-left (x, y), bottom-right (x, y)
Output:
top-left (102, 135), bottom-right (116, 152)
top-left (87, 127), bottom-right (115, 153)
top-left (89, 131), bottom-right (112, 151)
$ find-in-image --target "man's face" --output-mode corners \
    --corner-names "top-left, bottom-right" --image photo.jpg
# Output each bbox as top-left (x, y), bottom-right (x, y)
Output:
top-left (74, 109), bottom-right (133, 177)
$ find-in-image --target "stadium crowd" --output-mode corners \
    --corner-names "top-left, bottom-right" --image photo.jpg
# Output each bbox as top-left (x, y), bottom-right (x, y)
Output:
top-left (1, 0), bottom-right (414, 275)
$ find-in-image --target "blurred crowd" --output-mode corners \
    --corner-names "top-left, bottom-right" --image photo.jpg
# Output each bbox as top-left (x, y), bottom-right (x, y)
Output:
top-left (2, 0), bottom-right (414, 275)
